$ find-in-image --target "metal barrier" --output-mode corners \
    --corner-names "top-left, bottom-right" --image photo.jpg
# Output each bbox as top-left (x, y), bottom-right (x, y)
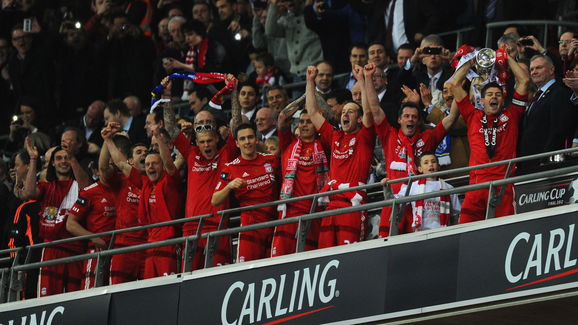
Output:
top-left (1, 146), bottom-right (577, 302)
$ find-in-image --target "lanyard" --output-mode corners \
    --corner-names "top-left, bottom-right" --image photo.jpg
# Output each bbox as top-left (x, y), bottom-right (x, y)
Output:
top-left (482, 114), bottom-right (498, 159)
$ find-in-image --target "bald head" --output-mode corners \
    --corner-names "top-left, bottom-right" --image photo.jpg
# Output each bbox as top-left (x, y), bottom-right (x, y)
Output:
top-left (194, 110), bottom-right (217, 130)
top-left (256, 107), bottom-right (275, 133)
top-left (123, 96), bottom-right (142, 117)
top-left (85, 100), bottom-right (105, 129)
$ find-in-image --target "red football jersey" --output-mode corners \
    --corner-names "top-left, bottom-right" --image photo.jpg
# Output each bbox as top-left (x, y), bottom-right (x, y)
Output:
top-left (138, 170), bottom-right (183, 241)
top-left (376, 118), bottom-right (446, 192)
top-left (174, 132), bottom-right (238, 232)
top-left (37, 179), bottom-right (85, 252)
top-left (320, 121), bottom-right (376, 185)
top-left (278, 128), bottom-right (332, 211)
top-left (215, 152), bottom-right (280, 218)
top-left (70, 181), bottom-right (116, 245)
top-left (105, 168), bottom-right (148, 245)
top-left (457, 91), bottom-right (527, 183)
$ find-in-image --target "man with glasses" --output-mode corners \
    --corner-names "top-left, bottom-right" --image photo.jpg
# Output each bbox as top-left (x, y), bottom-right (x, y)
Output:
top-left (163, 76), bottom-right (242, 270)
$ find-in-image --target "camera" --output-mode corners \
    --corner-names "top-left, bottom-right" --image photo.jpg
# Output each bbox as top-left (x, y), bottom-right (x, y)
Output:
top-left (422, 47), bottom-right (442, 55)
top-left (519, 39), bottom-right (533, 46)
top-left (12, 115), bottom-right (23, 126)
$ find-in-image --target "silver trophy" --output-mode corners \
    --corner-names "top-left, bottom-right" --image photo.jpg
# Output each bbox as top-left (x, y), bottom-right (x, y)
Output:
top-left (475, 48), bottom-right (496, 75)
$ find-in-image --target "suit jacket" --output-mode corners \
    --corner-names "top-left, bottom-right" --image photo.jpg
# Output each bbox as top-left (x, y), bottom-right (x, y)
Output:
top-left (379, 88), bottom-right (401, 129)
top-left (127, 114), bottom-right (149, 146)
top-left (367, 0), bottom-right (441, 50)
top-left (518, 81), bottom-right (575, 159)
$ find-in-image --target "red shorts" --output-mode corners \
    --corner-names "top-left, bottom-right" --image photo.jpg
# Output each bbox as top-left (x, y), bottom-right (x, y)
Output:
top-left (271, 207), bottom-right (320, 257)
top-left (38, 246), bottom-right (83, 297)
top-left (143, 245), bottom-right (179, 279)
top-left (110, 243), bottom-right (146, 285)
top-left (459, 185), bottom-right (514, 224)
top-left (81, 248), bottom-right (110, 290)
top-left (237, 212), bottom-right (273, 263)
top-left (182, 225), bottom-right (231, 271)
top-left (318, 200), bottom-right (366, 249)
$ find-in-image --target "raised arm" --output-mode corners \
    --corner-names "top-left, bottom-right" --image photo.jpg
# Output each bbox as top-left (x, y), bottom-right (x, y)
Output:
top-left (508, 54), bottom-right (530, 96)
top-left (104, 122), bottom-right (133, 177)
top-left (98, 125), bottom-right (114, 186)
top-left (278, 94), bottom-right (305, 133)
top-left (447, 59), bottom-right (473, 102)
top-left (22, 137), bottom-right (40, 200)
top-left (153, 126), bottom-right (177, 176)
top-left (160, 77), bottom-right (179, 140)
top-left (441, 93), bottom-right (460, 131)
top-left (61, 138), bottom-right (91, 189)
top-left (229, 76), bottom-right (242, 131)
top-left (305, 66), bottom-right (326, 130)
top-left (361, 63), bottom-right (385, 125)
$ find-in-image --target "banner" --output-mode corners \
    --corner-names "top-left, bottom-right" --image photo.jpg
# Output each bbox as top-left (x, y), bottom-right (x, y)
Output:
top-left (514, 173), bottom-right (578, 213)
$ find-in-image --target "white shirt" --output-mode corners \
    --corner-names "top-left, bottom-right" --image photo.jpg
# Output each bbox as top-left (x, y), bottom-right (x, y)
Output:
top-left (242, 107), bottom-right (257, 121)
top-left (384, 0), bottom-right (409, 52)
top-left (396, 180), bottom-right (461, 231)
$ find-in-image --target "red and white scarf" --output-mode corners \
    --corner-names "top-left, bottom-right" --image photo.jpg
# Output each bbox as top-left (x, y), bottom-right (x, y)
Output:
top-left (391, 129), bottom-right (420, 176)
top-left (317, 180), bottom-right (365, 207)
top-left (412, 178), bottom-right (451, 231)
top-left (183, 38), bottom-right (210, 96)
top-left (278, 139), bottom-right (329, 218)
top-left (256, 68), bottom-right (275, 87)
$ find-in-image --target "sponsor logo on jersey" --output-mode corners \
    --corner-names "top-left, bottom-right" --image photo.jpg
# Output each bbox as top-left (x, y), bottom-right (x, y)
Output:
top-left (76, 197), bottom-right (87, 206)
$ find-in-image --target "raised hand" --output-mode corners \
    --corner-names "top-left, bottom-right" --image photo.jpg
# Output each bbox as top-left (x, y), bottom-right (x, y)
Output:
top-left (306, 66), bottom-right (318, 82)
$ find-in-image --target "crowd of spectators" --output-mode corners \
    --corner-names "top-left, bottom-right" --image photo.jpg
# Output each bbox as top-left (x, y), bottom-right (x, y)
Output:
top-left (0, 0), bottom-right (577, 299)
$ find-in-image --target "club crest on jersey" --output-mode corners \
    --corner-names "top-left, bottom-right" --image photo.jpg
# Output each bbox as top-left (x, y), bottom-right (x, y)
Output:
top-left (220, 172), bottom-right (229, 180)
top-left (499, 114), bottom-right (509, 123)
top-left (416, 139), bottom-right (425, 148)
top-left (349, 138), bottom-right (356, 147)
top-left (76, 197), bottom-right (87, 206)
top-left (264, 163), bottom-right (273, 173)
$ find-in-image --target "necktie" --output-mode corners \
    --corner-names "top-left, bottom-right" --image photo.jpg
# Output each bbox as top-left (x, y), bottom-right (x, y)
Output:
top-left (527, 90), bottom-right (543, 115)
top-left (384, 0), bottom-right (396, 51)
top-left (429, 76), bottom-right (437, 93)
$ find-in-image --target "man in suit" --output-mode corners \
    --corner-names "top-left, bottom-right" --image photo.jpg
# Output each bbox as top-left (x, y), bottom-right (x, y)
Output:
top-left (81, 100), bottom-right (105, 153)
top-left (518, 54), bottom-right (576, 172)
top-left (255, 107), bottom-right (278, 142)
top-left (367, 0), bottom-right (441, 55)
top-left (103, 99), bottom-right (148, 146)
top-left (373, 67), bottom-right (401, 128)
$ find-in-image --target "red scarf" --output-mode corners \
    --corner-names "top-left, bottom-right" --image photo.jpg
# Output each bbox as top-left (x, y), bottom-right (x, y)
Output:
top-left (184, 38), bottom-right (210, 94)
top-left (412, 178), bottom-right (451, 231)
top-left (256, 68), bottom-right (275, 86)
top-left (278, 139), bottom-right (329, 218)
top-left (397, 128), bottom-right (420, 176)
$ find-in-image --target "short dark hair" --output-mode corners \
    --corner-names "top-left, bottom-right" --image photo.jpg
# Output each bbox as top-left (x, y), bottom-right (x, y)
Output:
top-left (106, 99), bottom-right (130, 117)
top-left (397, 43), bottom-right (414, 52)
top-left (368, 41), bottom-right (385, 49)
top-left (238, 82), bottom-right (259, 98)
top-left (326, 88), bottom-right (352, 104)
top-left (417, 151), bottom-right (437, 167)
top-left (151, 106), bottom-right (164, 123)
top-left (192, 85), bottom-right (212, 101)
top-left (349, 42), bottom-right (368, 55)
top-left (266, 85), bottom-right (287, 98)
top-left (234, 123), bottom-right (255, 139)
top-left (254, 52), bottom-right (275, 67)
top-left (112, 134), bottom-right (132, 157)
top-left (130, 143), bottom-right (148, 159)
top-left (398, 102), bottom-right (421, 120)
top-left (481, 82), bottom-right (503, 97)
top-left (183, 19), bottom-right (206, 38)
